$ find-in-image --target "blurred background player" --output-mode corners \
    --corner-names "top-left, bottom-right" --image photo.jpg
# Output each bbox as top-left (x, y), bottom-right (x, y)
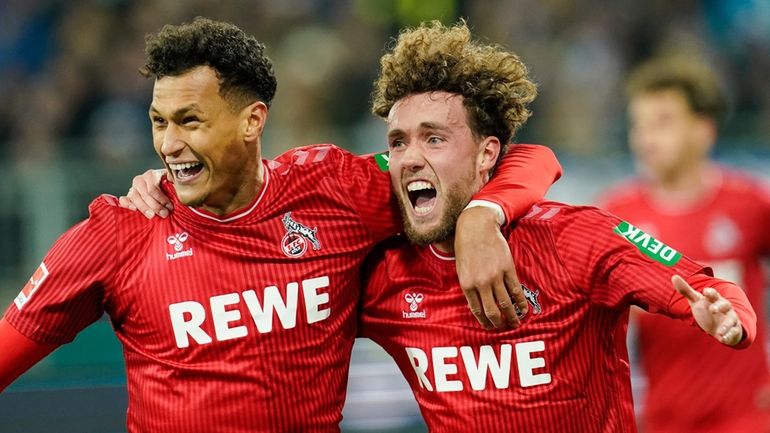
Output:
top-left (599, 57), bottom-right (770, 433)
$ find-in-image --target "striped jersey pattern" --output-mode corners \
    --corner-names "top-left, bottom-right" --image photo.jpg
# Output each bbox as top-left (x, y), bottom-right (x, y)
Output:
top-left (359, 202), bottom-right (713, 433)
top-left (3, 143), bottom-right (557, 432)
top-left (600, 168), bottom-right (770, 433)
top-left (4, 144), bottom-right (399, 433)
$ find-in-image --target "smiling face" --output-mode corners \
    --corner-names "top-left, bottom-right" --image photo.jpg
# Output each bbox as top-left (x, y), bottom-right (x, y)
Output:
top-left (150, 66), bottom-right (266, 215)
top-left (387, 91), bottom-right (499, 248)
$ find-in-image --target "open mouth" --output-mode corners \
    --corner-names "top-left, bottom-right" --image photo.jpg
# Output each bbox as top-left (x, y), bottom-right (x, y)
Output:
top-left (407, 180), bottom-right (437, 215)
top-left (168, 162), bottom-right (204, 182)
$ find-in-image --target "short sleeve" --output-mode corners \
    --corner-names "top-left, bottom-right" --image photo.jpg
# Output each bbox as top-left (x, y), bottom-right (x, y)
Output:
top-left (3, 196), bottom-right (118, 344)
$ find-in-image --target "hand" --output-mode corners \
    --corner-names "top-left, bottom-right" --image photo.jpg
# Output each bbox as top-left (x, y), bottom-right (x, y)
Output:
top-left (117, 169), bottom-right (173, 219)
top-left (672, 275), bottom-right (744, 346)
top-left (454, 206), bottom-right (527, 330)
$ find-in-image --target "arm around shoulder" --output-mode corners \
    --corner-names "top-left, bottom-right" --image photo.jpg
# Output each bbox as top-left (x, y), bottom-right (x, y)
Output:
top-left (471, 144), bottom-right (562, 223)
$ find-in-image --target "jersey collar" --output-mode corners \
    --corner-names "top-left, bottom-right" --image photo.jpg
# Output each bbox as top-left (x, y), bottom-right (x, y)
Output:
top-left (166, 161), bottom-right (271, 224)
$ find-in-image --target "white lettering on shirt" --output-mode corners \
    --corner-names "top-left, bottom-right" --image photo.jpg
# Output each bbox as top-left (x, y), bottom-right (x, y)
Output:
top-left (405, 341), bottom-right (551, 392)
top-left (168, 276), bottom-right (331, 348)
top-left (302, 276), bottom-right (330, 324)
top-left (515, 340), bottom-right (552, 387)
top-left (169, 301), bottom-right (213, 348)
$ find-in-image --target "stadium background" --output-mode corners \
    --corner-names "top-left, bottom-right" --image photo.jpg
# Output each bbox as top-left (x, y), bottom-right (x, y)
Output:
top-left (0, 0), bottom-right (768, 432)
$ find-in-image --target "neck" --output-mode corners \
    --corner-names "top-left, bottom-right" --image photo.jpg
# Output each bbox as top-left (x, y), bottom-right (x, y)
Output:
top-left (201, 161), bottom-right (264, 216)
top-left (432, 236), bottom-right (455, 255)
top-left (646, 160), bottom-right (714, 206)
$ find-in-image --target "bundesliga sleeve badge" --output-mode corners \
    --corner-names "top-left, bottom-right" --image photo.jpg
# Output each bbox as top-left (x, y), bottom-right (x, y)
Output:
top-left (15, 261), bottom-right (49, 310)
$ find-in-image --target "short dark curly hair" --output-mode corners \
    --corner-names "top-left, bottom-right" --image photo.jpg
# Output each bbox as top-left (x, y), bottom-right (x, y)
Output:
top-left (141, 17), bottom-right (276, 110)
top-left (372, 20), bottom-right (537, 157)
top-left (626, 57), bottom-right (727, 123)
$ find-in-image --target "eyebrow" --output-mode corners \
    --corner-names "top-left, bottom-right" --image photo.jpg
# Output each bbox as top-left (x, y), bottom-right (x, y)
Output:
top-left (149, 104), bottom-right (203, 118)
top-left (387, 122), bottom-right (450, 139)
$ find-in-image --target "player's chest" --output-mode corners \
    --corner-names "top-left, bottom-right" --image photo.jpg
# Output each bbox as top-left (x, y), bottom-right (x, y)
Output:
top-left (369, 260), bottom-right (583, 344)
top-left (110, 214), bottom-right (369, 345)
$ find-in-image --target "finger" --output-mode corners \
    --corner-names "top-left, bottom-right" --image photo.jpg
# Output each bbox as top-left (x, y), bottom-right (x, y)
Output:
top-left (493, 280), bottom-right (519, 329)
top-left (129, 185), bottom-right (168, 218)
top-left (464, 289), bottom-right (494, 330)
top-left (722, 325), bottom-right (743, 346)
top-left (702, 287), bottom-right (721, 302)
top-left (127, 188), bottom-right (159, 220)
top-left (504, 268), bottom-right (528, 319)
top-left (478, 285), bottom-right (504, 330)
top-left (145, 172), bottom-right (174, 210)
top-left (133, 171), bottom-right (172, 215)
top-left (709, 299), bottom-right (733, 315)
top-left (155, 168), bottom-right (172, 184)
top-left (672, 275), bottom-right (702, 303)
top-left (718, 318), bottom-right (738, 337)
top-left (118, 195), bottom-right (137, 211)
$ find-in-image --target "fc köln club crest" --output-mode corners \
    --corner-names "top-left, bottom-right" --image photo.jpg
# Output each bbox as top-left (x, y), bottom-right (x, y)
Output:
top-left (281, 212), bottom-right (322, 258)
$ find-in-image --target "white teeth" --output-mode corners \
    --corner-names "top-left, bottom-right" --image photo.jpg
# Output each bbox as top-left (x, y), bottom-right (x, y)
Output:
top-left (168, 162), bottom-right (202, 171)
top-left (414, 205), bottom-right (433, 214)
top-left (407, 181), bottom-right (435, 191)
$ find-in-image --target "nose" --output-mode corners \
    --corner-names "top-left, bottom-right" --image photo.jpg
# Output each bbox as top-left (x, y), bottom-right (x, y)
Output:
top-left (630, 126), bottom-right (656, 154)
top-left (401, 142), bottom-right (426, 172)
top-left (159, 123), bottom-right (185, 156)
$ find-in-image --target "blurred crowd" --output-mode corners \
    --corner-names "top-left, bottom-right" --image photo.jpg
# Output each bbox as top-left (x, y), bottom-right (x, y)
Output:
top-left (1, 0), bottom-right (768, 166)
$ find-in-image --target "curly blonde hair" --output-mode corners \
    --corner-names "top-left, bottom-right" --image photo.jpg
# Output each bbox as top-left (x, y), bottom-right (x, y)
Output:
top-left (372, 20), bottom-right (537, 150)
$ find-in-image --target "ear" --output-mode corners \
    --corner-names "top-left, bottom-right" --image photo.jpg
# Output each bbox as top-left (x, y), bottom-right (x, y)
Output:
top-left (693, 115), bottom-right (717, 155)
top-left (243, 101), bottom-right (269, 142)
top-left (477, 136), bottom-right (501, 179)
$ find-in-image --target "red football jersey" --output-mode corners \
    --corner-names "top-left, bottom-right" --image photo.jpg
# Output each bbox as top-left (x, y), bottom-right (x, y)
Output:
top-left (3, 144), bottom-right (559, 432)
top-left (358, 202), bottom-right (742, 433)
top-left (600, 167), bottom-right (770, 433)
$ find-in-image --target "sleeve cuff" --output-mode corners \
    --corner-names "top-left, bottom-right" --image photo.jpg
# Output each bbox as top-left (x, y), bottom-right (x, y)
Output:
top-left (464, 200), bottom-right (505, 226)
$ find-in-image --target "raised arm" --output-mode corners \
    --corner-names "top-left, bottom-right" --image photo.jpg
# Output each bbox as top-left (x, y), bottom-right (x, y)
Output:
top-left (455, 144), bottom-right (561, 330)
top-left (0, 318), bottom-right (57, 392)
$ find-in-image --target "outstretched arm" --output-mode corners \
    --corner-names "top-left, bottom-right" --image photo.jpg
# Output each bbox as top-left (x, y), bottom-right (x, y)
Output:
top-left (0, 318), bottom-right (57, 392)
top-left (669, 274), bottom-right (755, 348)
top-left (455, 144), bottom-right (561, 330)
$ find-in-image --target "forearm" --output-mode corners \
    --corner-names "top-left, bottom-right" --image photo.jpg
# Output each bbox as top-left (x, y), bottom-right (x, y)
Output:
top-left (0, 318), bottom-right (57, 392)
top-left (669, 274), bottom-right (756, 349)
top-left (471, 144), bottom-right (562, 223)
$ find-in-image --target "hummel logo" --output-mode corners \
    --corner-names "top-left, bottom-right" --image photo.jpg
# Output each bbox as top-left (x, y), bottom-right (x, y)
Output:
top-left (402, 292), bottom-right (426, 319)
top-left (166, 232), bottom-right (193, 261)
top-left (167, 232), bottom-right (189, 251)
top-left (404, 293), bottom-right (424, 311)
